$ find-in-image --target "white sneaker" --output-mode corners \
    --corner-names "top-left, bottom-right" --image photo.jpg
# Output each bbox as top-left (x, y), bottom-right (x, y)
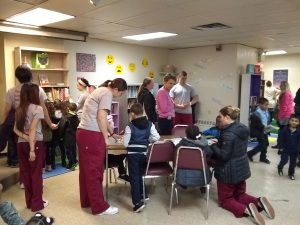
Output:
top-left (98, 206), bottom-right (119, 215)
top-left (19, 183), bottom-right (24, 189)
top-left (43, 200), bottom-right (49, 208)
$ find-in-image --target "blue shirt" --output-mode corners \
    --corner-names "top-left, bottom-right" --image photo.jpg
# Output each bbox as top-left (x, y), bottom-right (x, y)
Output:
top-left (255, 107), bottom-right (269, 127)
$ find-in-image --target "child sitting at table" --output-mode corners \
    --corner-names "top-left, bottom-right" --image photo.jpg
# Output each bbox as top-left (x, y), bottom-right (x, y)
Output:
top-left (123, 103), bottom-right (160, 213)
top-left (202, 115), bottom-right (221, 139)
top-left (175, 125), bottom-right (213, 188)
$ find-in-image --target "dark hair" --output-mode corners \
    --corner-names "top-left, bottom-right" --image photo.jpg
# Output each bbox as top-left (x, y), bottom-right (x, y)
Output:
top-left (138, 77), bottom-right (153, 95)
top-left (130, 103), bottom-right (144, 116)
top-left (99, 78), bottom-right (127, 91)
top-left (219, 106), bottom-right (240, 120)
top-left (25, 212), bottom-right (54, 225)
top-left (181, 70), bottom-right (187, 77)
top-left (15, 83), bottom-right (40, 132)
top-left (163, 73), bottom-right (176, 82)
top-left (258, 97), bottom-right (269, 105)
top-left (290, 114), bottom-right (300, 121)
top-left (78, 78), bottom-right (90, 87)
top-left (266, 81), bottom-right (272, 87)
top-left (68, 102), bottom-right (77, 112)
top-left (15, 65), bottom-right (32, 83)
top-left (45, 100), bottom-right (55, 117)
top-left (53, 99), bottom-right (67, 115)
top-left (185, 125), bottom-right (200, 140)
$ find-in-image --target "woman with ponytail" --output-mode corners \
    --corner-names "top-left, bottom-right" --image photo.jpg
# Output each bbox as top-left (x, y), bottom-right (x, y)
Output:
top-left (76, 78), bottom-right (91, 120)
top-left (13, 83), bottom-right (48, 212)
top-left (210, 106), bottom-right (275, 225)
top-left (77, 78), bottom-right (127, 215)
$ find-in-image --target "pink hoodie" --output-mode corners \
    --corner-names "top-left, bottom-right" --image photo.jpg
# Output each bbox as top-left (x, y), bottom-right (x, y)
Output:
top-left (278, 90), bottom-right (294, 120)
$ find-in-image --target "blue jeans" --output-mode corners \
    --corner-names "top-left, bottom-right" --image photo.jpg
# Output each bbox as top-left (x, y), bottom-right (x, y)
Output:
top-left (127, 154), bottom-right (147, 205)
top-left (0, 201), bottom-right (26, 225)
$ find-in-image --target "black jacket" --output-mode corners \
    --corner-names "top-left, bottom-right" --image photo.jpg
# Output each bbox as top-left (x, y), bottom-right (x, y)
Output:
top-left (249, 112), bottom-right (265, 138)
top-left (60, 113), bottom-right (80, 147)
top-left (137, 87), bottom-right (157, 123)
top-left (211, 122), bottom-right (251, 184)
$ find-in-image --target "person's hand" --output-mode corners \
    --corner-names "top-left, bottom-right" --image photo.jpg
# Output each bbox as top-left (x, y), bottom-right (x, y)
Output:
top-left (208, 138), bottom-right (218, 145)
top-left (112, 134), bottom-right (121, 141)
top-left (183, 102), bottom-right (190, 109)
top-left (105, 137), bottom-right (109, 146)
top-left (50, 123), bottom-right (58, 130)
top-left (29, 151), bottom-right (36, 162)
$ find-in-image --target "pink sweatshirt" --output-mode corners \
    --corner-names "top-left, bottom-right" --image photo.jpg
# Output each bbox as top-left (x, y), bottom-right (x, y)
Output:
top-left (156, 87), bottom-right (175, 118)
top-left (278, 90), bottom-right (294, 120)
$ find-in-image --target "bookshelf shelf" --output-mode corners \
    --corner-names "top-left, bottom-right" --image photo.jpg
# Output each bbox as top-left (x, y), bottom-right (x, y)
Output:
top-left (14, 46), bottom-right (69, 101)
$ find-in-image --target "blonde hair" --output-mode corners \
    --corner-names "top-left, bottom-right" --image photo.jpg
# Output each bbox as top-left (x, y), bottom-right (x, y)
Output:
top-left (219, 106), bottom-right (240, 120)
top-left (280, 81), bottom-right (290, 93)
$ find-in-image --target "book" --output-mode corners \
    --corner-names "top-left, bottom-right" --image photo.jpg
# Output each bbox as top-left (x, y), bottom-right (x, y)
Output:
top-left (39, 74), bottom-right (49, 86)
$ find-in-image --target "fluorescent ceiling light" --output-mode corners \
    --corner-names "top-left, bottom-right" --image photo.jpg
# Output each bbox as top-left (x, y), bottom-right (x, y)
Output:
top-left (264, 50), bottom-right (287, 55)
top-left (7, 8), bottom-right (74, 26)
top-left (123, 32), bottom-right (177, 41)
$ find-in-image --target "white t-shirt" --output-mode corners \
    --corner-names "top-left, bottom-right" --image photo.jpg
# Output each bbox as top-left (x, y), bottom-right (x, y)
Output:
top-left (264, 86), bottom-right (280, 109)
top-left (5, 84), bottom-right (47, 109)
top-left (169, 83), bottom-right (196, 114)
top-left (18, 104), bottom-right (44, 142)
top-left (78, 87), bottom-right (112, 132)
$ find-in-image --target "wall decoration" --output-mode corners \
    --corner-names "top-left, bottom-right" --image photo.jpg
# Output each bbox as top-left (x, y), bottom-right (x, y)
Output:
top-left (32, 52), bottom-right (49, 69)
top-left (148, 70), bottom-right (154, 78)
top-left (106, 55), bottom-right (114, 65)
top-left (273, 69), bottom-right (288, 88)
top-left (115, 65), bottom-right (123, 75)
top-left (142, 58), bottom-right (149, 68)
top-left (76, 53), bottom-right (96, 72)
top-left (129, 63), bottom-right (135, 72)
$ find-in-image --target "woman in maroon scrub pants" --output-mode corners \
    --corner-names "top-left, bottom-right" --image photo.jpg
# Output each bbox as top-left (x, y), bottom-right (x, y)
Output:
top-left (76, 78), bottom-right (127, 215)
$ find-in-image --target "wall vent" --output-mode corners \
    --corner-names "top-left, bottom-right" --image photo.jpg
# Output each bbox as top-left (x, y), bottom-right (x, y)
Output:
top-left (192, 23), bottom-right (231, 31)
top-left (13, 0), bottom-right (48, 5)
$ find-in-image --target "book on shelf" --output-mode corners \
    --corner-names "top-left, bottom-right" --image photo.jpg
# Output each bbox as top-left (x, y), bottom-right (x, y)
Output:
top-left (38, 74), bottom-right (49, 86)
top-left (44, 88), bottom-right (69, 102)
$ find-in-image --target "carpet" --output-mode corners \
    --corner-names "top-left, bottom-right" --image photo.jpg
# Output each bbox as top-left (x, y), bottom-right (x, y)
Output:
top-left (43, 164), bottom-right (71, 179)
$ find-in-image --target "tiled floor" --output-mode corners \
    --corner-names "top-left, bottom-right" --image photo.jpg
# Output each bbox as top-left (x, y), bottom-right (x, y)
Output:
top-left (1, 147), bottom-right (299, 225)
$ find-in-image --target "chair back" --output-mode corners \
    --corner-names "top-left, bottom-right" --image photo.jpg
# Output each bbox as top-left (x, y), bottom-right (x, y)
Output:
top-left (172, 124), bottom-right (188, 137)
top-left (174, 146), bottom-right (209, 184)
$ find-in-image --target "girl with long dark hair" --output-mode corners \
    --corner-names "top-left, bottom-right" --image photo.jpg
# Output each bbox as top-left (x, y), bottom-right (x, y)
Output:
top-left (13, 83), bottom-right (47, 212)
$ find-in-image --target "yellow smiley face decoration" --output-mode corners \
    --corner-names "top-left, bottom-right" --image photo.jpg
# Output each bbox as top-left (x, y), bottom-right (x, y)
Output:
top-left (115, 65), bottom-right (123, 75)
top-left (129, 63), bottom-right (135, 72)
top-left (142, 58), bottom-right (149, 68)
top-left (106, 55), bottom-right (114, 65)
top-left (148, 70), bottom-right (154, 78)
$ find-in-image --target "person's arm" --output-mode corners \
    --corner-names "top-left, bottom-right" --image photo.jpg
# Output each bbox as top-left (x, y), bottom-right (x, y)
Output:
top-left (76, 94), bottom-right (85, 111)
top-left (190, 95), bottom-right (199, 106)
top-left (148, 123), bottom-right (160, 143)
top-left (97, 109), bottom-right (109, 145)
top-left (13, 124), bottom-right (29, 142)
top-left (28, 118), bottom-right (39, 162)
top-left (1, 103), bottom-right (12, 124)
top-left (211, 132), bottom-right (234, 161)
top-left (123, 126), bottom-right (131, 147)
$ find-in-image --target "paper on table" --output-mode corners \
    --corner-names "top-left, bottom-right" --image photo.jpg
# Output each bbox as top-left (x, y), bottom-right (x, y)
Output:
top-left (164, 138), bottom-right (181, 146)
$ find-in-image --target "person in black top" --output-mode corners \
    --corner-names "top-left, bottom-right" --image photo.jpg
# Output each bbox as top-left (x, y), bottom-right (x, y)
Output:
top-left (137, 78), bottom-right (157, 124)
top-left (294, 87), bottom-right (300, 117)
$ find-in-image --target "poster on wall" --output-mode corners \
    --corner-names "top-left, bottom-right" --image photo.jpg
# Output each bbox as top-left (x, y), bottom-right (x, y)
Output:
top-left (76, 53), bottom-right (96, 72)
top-left (273, 69), bottom-right (288, 88)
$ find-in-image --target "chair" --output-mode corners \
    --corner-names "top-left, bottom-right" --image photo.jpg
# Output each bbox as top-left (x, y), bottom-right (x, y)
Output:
top-left (142, 141), bottom-right (175, 204)
top-left (172, 124), bottom-right (188, 137)
top-left (169, 146), bottom-right (211, 219)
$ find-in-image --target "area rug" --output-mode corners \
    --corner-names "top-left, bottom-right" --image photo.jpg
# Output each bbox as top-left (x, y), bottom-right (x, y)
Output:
top-left (43, 164), bottom-right (71, 179)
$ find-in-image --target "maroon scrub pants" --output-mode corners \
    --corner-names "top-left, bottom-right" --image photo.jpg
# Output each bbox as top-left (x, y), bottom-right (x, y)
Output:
top-left (17, 141), bottom-right (45, 212)
top-left (76, 128), bottom-right (109, 214)
top-left (217, 180), bottom-right (259, 218)
top-left (174, 112), bottom-right (193, 125)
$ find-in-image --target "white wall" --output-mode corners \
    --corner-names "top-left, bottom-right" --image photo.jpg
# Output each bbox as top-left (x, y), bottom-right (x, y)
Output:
top-left (263, 54), bottom-right (300, 96)
top-left (64, 38), bottom-right (168, 101)
top-left (169, 44), bottom-right (247, 126)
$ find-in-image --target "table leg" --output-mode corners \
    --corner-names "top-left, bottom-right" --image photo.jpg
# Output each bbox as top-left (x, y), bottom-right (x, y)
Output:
top-left (105, 147), bottom-right (109, 201)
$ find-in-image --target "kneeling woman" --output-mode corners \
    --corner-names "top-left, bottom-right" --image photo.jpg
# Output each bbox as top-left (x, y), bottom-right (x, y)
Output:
top-left (14, 83), bottom-right (47, 212)
top-left (211, 106), bottom-right (275, 225)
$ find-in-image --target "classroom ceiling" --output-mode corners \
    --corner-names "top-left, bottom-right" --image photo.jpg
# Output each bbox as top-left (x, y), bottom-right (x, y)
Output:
top-left (1, 0), bottom-right (300, 53)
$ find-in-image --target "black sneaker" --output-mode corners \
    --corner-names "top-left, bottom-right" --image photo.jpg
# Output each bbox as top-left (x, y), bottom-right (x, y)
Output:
top-left (260, 158), bottom-right (270, 164)
top-left (118, 174), bottom-right (130, 182)
top-left (247, 203), bottom-right (265, 225)
top-left (277, 149), bottom-right (283, 155)
top-left (271, 145), bottom-right (279, 149)
top-left (277, 167), bottom-right (283, 176)
top-left (258, 197), bottom-right (275, 219)
top-left (133, 202), bottom-right (145, 213)
top-left (289, 175), bottom-right (295, 180)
